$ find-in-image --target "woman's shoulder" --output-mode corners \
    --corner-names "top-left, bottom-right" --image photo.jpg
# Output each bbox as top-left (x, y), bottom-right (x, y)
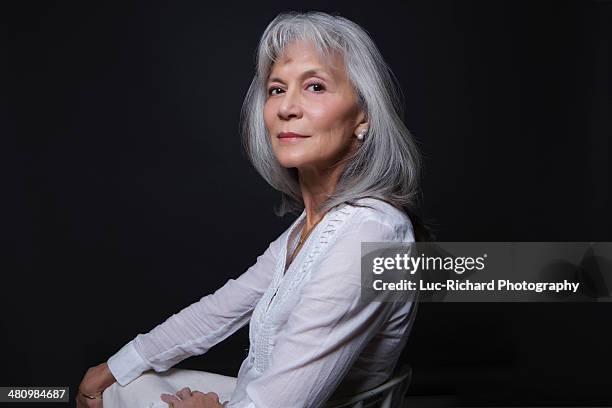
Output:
top-left (344, 197), bottom-right (415, 242)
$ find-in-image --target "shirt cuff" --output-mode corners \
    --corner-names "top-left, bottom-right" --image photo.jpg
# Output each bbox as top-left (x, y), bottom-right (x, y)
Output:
top-left (107, 339), bottom-right (151, 386)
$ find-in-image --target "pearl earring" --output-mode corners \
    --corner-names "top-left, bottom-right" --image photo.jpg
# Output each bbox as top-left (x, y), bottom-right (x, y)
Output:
top-left (356, 129), bottom-right (367, 141)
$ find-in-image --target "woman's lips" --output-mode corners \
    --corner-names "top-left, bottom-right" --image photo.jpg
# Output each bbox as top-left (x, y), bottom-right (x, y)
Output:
top-left (278, 132), bottom-right (310, 140)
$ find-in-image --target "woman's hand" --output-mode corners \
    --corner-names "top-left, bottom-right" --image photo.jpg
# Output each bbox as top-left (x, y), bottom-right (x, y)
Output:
top-left (76, 362), bottom-right (117, 407)
top-left (160, 387), bottom-right (225, 408)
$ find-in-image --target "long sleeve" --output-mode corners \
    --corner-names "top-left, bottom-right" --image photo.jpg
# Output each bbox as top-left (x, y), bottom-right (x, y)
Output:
top-left (107, 232), bottom-right (284, 386)
top-left (227, 218), bottom-right (414, 408)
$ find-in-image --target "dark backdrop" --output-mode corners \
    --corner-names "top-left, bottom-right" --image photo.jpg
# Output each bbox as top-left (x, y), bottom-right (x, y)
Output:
top-left (4, 1), bottom-right (611, 406)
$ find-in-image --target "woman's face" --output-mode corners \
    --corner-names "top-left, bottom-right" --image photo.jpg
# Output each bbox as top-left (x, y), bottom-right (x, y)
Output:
top-left (264, 40), bottom-right (366, 171)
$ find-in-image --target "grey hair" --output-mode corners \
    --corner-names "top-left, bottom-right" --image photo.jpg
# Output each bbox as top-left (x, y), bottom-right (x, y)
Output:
top-left (240, 11), bottom-right (425, 225)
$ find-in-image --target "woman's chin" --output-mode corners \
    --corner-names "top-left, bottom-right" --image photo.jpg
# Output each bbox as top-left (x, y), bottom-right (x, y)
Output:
top-left (275, 154), bottom-right (312, 169)
top-left (278, 160), bottom-right (306, 169)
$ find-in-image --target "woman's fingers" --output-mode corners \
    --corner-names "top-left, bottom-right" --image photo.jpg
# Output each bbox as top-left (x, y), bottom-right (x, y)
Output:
top-left (161, 388), bottom-right (221, 407)
top-left (193, 391), bottom-right (219, 403)
top-left (161, 393), bottom-right (182, 406)
top-left (206, 392), bottom-right (219, 403)
top-left (176, 387), bottom-right (192, 400)
top-left (75, 394), bottom-right (102, 408)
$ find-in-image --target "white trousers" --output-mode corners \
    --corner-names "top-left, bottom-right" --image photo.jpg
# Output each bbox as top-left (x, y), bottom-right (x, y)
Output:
top-left (102, 368), bottom-right (237, 408)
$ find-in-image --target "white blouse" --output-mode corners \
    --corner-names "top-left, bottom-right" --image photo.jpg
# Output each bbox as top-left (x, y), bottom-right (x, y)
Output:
top-left (107, 197), bottom-right (417, 408)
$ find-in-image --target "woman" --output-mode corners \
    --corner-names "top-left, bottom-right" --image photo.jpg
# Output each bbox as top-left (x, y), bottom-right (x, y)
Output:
top-left (77, 11), bottom-right (430, 408)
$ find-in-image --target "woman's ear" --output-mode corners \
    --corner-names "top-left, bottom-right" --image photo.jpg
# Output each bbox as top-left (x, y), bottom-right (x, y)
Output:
top-left (356, 107), bottom-right (367, 125)
top-left (354, 107), bottom-right (369, 140)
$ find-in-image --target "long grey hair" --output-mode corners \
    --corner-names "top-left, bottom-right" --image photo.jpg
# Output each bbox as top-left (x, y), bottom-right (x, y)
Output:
top-left (240, 11), bottom-right (433, 241)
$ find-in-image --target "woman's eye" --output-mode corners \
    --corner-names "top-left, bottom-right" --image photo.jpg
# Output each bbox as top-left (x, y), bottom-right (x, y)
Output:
top-left (267, 83), bottom-right (325, 96)
top-left (307, 83), bottom-right (325, 92)
top-left (268, 87), bottom-right (283, 96)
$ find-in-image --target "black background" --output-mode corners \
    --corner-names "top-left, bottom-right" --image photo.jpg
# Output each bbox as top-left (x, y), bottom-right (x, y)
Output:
top-left (4, 0), bottom-right (611, 406)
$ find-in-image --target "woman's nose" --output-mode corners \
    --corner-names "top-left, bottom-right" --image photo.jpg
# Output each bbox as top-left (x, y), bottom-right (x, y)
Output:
top-left (278, 88), bottom-right (302, 120)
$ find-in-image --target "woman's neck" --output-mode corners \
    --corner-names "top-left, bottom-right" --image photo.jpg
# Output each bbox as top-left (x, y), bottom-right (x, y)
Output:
top-left (297, 162), bottom-right (345, 229)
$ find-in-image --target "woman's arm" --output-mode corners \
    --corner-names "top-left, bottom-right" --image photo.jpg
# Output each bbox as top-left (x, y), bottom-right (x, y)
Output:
top-left (107, 233), bottom-right (284, 386)
top-left (227, 218), bottom-right (416, 408)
